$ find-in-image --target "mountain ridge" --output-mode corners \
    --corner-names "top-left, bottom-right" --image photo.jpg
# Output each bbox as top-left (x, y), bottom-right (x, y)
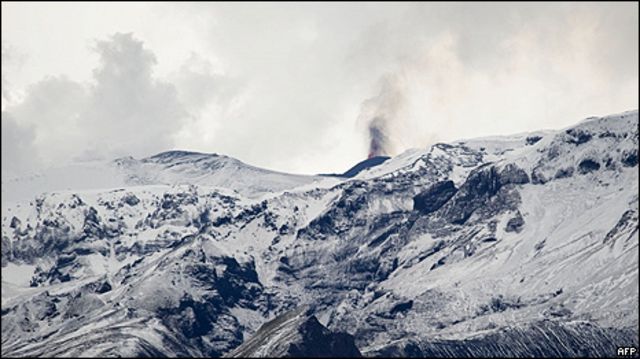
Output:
top-left (1, 110), bottom-right (638, 357)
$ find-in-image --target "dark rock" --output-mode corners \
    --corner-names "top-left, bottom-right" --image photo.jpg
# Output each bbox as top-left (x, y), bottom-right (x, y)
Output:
top-left (389, 300), bottom-right (413, 316)
top-left (298, 184), bottom-right (370, 240)
top-left (339, 156), bottom-right (391, 178)
top-left (68, 194), bottom-right (85, 208)
top-left (604, 157), bottom-right (617, 170)
top-left (525, 136), bottom-right (543, 145)
top-left (417, 241), bottom-right (446, 262)
top-left (505, 212), bottom-right (525, 233)
top-left (598, 130), bottom-right (618, 138)
top-left (439, 166), bottom-right (499, 224)
top-left (487, 295), bottom-right (522, 313)
top-left (226, 307), bottom-right (362, 358)
top-left (9, 216), bottom-right (21, 229)
top-left (498, 163), bottom-right (530, 186)
top-left (157, 295), bottom-right (243, 357)
top-left (81, 279), bottom-right (113, 294)
top-left (546, 145), bottom-right (561, 160)
top-left (278, 224), bottom-right (290, 235)
top-left (578, 159), bottom-right (601, 174)
top-left (83, 207), bottom-right (103, 237)
top-left (121, 194), bottom-right (140, 206)
top-left (439, 164), bottom-right (522, 224)
top-left (565, 128), bottom-right (592, 145)
top-left (621, 150), bottom-right (638, 167)
top-left (603, 210), bottom-right (638, 244)
top-left (531, 166), bottom-right (548, 185)
top-left (368, 224), bottom-right (400, 248)
top-left (554, 167), bottom-right (574, 179)
top-left (160, 297), bottom-right (217, 338)
top-left (95, 281), bottom-right (112, 294)
top-left (430, 257), bottom-right (447, 271)
top-left (413, 181), bottom-right (457, 214)
top-left (161, 198), bottom-right (175, 210)
top-left (544, 304), bottom-right (573, 318)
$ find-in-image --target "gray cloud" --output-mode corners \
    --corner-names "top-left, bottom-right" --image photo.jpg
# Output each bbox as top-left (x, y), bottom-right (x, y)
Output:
top-left (175, 3), bottom-right (637, 173)
top-left (79, 33), bottom-right (189, 159)
top-left (2, 33), bottom-right (191, 174)
top-left (346, 3), bottom-right (639, 157)
top-left (171, 52), bottom-right (231, 111)
top-left (1, 3), bottom-right (638, 175)
top-left (1, 112), bottom-right (39, 176)
top-left (2, 76), bottom-right (86, 177)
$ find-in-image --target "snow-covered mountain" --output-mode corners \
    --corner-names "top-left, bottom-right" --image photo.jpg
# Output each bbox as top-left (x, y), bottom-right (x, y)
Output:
top-left (1, 150), bottom-right (335, 203)
top-left (1, 110), bottom-right (638, 357)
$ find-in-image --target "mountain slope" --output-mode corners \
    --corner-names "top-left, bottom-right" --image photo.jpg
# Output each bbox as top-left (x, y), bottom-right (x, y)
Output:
top-left (1, 110), bottom-right (638, 357)
top-left (225, 307), bottom-right (361, 358)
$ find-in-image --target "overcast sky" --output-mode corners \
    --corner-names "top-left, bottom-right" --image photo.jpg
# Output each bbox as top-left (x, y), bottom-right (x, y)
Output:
top-left (2, 2), bottom-right (638, 176)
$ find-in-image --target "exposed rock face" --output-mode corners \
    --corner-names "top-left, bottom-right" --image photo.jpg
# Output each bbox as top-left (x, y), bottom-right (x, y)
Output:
top-left (226, 307), bottom-right (362, 358)
top-left (439, 163), bottom-right (527, 225)
top-left (505, 211), bottom-right (525, 233)
top-left (413, 180), bottom-right (457, 214)
top-left (498, 163), bottom-right (530, 185)
top-left (525, 135), bottom-right (543, 145)
top-left (578, 159), bottom-right (601, 174)
top-left (621, 150), bottom-right (638, 167)
top-left (565, 128), bottom-right (593, 145)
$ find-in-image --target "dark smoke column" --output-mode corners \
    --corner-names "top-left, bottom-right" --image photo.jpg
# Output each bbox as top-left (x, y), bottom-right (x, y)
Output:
top-left (368, 116), bottom-right (390, 158)
top-left (359, 73), bottom-right (405, 159)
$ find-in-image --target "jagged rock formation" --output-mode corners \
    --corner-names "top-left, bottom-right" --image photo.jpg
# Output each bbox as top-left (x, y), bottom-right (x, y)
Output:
top-left (226, 307), bottom-right (362, 358)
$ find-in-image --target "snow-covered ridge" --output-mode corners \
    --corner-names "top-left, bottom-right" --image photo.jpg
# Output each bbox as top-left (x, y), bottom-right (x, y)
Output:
top-left (1, 110), bottom-right (638, 357)
top-left (1, 150), bottom-right (331, 204)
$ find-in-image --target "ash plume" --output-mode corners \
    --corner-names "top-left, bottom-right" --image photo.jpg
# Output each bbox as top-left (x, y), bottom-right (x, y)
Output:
top-left (359, 74), bottom-right (406, 158)
top-left (367, 117), bottom-right (390, 158)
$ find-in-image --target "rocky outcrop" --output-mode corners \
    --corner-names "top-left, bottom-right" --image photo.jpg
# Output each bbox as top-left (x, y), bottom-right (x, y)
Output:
top-left (505, 211), bottom-right (525, 233)
top-left (578, 159), bottom-right (601, 174)
top-left (439, 164), bottom-right (527, 225)
top-left (226, 307), bottom-right (362, 358)
top-left (413, 181), bottom-right (458, 214)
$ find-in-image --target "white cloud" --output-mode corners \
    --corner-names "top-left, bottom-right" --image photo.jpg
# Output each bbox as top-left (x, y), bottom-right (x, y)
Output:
top-left (79, 33), bottom-right (188, 159)
top-left (2, 33), bottom-right (190, 175)
top-left (1, 3), bottom-right (638, 175)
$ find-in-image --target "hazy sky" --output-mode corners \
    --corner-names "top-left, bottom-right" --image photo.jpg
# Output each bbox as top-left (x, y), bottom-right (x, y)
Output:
top-left (2, 2), bottom-right (638, 175)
